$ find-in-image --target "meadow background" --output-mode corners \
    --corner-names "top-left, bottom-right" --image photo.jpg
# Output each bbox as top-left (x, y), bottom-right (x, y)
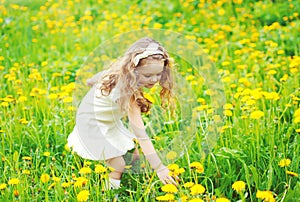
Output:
top-left (0, 0), bottom-right (299, 201)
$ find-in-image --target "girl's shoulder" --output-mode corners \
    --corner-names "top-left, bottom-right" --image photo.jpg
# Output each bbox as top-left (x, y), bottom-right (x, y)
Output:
top-left (98, 69), bottom-right (109, 78)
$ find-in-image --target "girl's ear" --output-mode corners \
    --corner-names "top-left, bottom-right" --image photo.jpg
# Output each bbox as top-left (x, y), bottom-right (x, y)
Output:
top-left (160, 65), bottom-right (168, 83)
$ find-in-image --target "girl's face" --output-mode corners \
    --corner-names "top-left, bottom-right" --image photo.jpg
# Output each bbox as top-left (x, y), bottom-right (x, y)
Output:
top-left (136, 60), bottom-right (164, 89)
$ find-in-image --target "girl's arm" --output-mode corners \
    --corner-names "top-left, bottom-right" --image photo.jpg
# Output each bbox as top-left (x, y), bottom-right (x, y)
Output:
top-left (128, 102), bottom-right (176, 185)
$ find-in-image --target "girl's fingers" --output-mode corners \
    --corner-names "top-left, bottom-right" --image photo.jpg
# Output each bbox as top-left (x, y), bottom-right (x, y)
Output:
top-left (163, 176), bottom-right (177, 186)
top-left (157, 168), bottom-right (178, 185)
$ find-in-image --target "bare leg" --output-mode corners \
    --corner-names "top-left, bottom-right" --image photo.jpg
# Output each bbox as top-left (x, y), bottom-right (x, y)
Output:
top-left (132, 146), bottom-right (140, 164)
top-left (106, 156), bottom-right (126, 180)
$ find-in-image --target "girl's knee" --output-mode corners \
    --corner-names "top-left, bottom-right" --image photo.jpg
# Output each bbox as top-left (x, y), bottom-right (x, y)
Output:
top-left (116, 157), bottom-right (126, 172)
top-left (106, 156), bottom-right (126, 173)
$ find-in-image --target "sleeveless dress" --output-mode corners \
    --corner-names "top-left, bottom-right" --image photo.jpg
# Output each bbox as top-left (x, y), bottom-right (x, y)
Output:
top-left (67, 76), bottom-right (136, 160)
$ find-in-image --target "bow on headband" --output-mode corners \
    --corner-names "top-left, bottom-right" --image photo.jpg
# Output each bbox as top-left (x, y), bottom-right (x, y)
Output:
top-left (133, 43), bottom-right (164, 66)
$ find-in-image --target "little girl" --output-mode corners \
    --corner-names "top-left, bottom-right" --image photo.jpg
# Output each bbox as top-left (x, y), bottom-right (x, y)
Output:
top-left (67, 37), bottom-right (177, 189)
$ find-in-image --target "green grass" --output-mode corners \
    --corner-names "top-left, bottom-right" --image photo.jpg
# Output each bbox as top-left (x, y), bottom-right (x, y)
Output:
top-left (0, 0), bottom-right (299, 201)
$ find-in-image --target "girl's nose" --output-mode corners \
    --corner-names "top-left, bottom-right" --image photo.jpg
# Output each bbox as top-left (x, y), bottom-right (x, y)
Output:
top-left (151, 76), bottom-right (158, 83)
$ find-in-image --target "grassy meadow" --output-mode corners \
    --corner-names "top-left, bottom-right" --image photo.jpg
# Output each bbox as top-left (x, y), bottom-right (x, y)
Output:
top-left (0, 0), bottom-right (300, 201)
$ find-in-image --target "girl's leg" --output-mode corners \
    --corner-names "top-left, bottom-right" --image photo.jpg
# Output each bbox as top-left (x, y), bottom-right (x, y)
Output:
top-left (106, 156), bottom-right (125, 189)
top-left (106, 156), bottom-right (126, 179)
top-left (132, 146), bottom-right (140, 163)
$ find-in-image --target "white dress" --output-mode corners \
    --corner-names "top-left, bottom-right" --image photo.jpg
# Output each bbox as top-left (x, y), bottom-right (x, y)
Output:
top-left (67, 78), bottom-right (136, 160)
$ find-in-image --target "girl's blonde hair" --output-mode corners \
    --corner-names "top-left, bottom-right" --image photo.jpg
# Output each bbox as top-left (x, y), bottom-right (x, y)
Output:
top-left (99, 37), bottom-right (173, 113)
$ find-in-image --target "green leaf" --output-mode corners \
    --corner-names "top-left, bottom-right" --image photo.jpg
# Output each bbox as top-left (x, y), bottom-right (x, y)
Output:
top-left (283, 182), bottom-right (300, 202)
top-left (249, 165), bottom-right (259, 189)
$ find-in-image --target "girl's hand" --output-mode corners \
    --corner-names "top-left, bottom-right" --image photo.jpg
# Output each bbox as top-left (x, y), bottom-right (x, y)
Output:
top-left (157, 166), bottom-right (177, 185)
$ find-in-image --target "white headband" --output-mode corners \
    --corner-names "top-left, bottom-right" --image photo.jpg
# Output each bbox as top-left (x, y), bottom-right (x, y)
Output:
top-left (133, 43), bottom-right (164, 66)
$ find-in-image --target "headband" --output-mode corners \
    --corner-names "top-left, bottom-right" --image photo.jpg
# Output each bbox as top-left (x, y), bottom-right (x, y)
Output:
top-left (133, 43), bottom-right (164, 66)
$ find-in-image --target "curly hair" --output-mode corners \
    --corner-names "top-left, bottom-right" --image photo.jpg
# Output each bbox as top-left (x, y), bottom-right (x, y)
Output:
top-left (98, 37), bottom-right (173, 113)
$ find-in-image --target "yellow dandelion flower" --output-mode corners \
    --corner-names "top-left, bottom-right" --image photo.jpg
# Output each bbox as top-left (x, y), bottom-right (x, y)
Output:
top-left (221, 61), bottom-right (230, 66)
top-left (292, 96), bottom-right (300, 101)
top-left (280, 74), bottom-right (288, 82)
top-left (40, 174), bottom-right (50, 183)
top-left (22, 170), bottom-right (30, 175)
top-left (264, 92), bottom-right (280, 101)
top-left (83, 162), bottom-right (92, 167)
top-left (180, 194), bottom-right (188, 202)
top-left (22, 156), bottom-right (32, 161)
top-left (52, 73), bottom-right (62, 77)
top-left (218, 8), bottom-right (225, 16)
top-left (256, 190), bottom-right (275, 201)
top-left (267, 70), bottom-right (277, 75)
top-left (184, 182), bottom-right (194, 188)
top-left (205, 89), bottom-right (216, 96)
top-left (232, 181), bottom-right (246, 192)
top-left (190, 184), bottom-right (205, 195)
top-left (61, 182), bottom-right (71, 188)
top-left (277, 50), bottom-right (285, 55)
top-left (166, 151), bottom-right (177, 160)
top-left (223, 103), bottom-right (233, 110)
top-left (156, 193), bottom-right (175, 201)
top-left (250, 110), bottom-right (264, 120)
top-left (161, 184), bottom-right (178, 193)
top-left (79, 167), bottom-right (92, 175)
top-left (223, 110), bottom-right (233, 117)
top-left (64, 144), bottom-right (70, 152)
top-left (63, 97), bottom-right (73, 103)
top-left (68, 106), bottom-right (76, 111)
top-left (153, 22), bottom-right (163, 29)
top-left (95, 164), bottom-right (107, 174)
top-left (221, 76), bottom-right (230, 83)
top-left (0, 183), bottom-right (7, 190)
top-left (278, 158), bottom-right (291, 167)
top-left (197, 98), bottom-right (206, 104)
top-left (41, 61), bottom-right (48, 67)
top-left (196, 105), bottom-right (208, 111)
top-left (167, 163), bottom-right (184, 176)
top-left (19, 118), bottom-right (28, 124)
top-left (168, 164), bottom-right (179, 170)
top-left (74, 177), bottom-right (88, 188)
top-left (48, 93), bottom-right (58, 99)
top-left (144, 93), bottom-right (155, 103)
top-left (294, 108), bottom-right (300, 117)
top-left (216, 197), bottom-right (230, 202)
top-left (43, 152), bottom-right (50, 157)
top-left (294, 117), bottom-right (300, 123)
top-left (8, 178), bottom-right (20, 185)
top-left (170, 167), bottom-right (185, 177)
top-left (18, 96), bottom-right (27, 102)
top-left (1, 102), bottom-right (9, 107)
top-left (185, 75), bottom-right (195, 81)
top-left (77, 190), bottom-right (90, 202)
top-left (52, 176), bottom-right (61, 182)
top-left (286, 170), bottom-right (298, 177)
top-left (190, 162), bottom-right (204, 173)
